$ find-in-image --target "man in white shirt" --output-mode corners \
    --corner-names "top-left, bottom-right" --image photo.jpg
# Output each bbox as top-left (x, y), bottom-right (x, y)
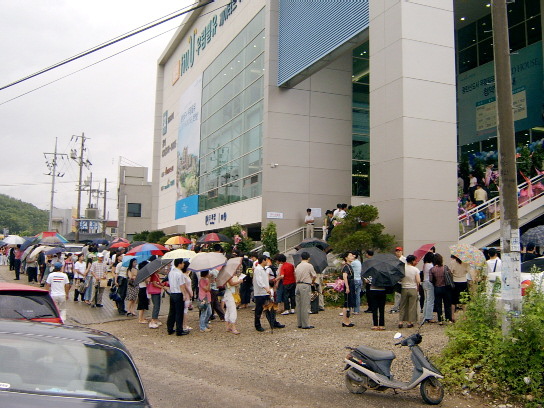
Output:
top-left (253, 255), bottom-right (285, 331)
top-left (46, 262), bottom-right (70, 322)
top-left (486, 248), bottom-right (502, 273)
top-left (304, 208), bottom-right (315, 238)
top-left (167, 259), bottom-right (190, 336)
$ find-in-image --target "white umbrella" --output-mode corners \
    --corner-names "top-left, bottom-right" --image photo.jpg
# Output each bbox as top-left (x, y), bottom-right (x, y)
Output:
top-left (216, 257), bottom-right (243, 287)
top-left (2, 235), bottom-right (25, 246)
top-left (188, 252), bottom-right (227, 272)
top-left (27, 246), bottom-right (52, 263)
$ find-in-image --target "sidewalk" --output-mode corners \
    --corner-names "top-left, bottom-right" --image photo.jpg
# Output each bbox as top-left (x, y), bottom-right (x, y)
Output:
top-left (0, 265), bottom-right (168, 326)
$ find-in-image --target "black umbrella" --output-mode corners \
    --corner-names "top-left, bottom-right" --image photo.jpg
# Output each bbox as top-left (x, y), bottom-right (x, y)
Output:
top-left (92, 238), bottom-right (110, 246)
top-left (135, 258), bottom-right (173, 285)
top-left (291, 247), bottom-right (329, 273)
top-left (295, 238), bottom-right (331, 253)
top-left (521, 257), bottom-right (544, 272)
top-left (361, 253), bottom-right (405, 287)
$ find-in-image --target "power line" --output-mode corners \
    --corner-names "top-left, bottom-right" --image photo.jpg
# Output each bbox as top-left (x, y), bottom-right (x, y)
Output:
top-left (0, 1), bottom-right (213, 92)
top-left (0, 0), bottom-right (232, 106)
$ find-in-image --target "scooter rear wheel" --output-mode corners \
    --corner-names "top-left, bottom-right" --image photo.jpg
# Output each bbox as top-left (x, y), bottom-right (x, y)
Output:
top-left (344, 369), bottom-right (368, 394)
top-left (420, 377), bottom-right (444, 405)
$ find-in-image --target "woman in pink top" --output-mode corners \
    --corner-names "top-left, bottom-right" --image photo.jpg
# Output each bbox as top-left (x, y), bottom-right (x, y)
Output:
top-left (198, 270), bottom-right (212, 332)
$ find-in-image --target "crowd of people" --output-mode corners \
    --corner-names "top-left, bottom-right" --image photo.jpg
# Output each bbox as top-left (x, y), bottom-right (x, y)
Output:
top-left (3, 238), bottom-right (542, 335)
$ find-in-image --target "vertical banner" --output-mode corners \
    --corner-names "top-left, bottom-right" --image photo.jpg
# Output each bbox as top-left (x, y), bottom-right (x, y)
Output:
top-left (175, 75), bottom-right (202, 219)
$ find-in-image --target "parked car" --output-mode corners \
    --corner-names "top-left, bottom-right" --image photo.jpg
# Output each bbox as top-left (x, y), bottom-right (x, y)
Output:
top-left (487, 257), bottom-right (544, 296)
top-left (0, 319), bottom-right (150, 407)
top-left (0, 282), bottom-right (62, 324)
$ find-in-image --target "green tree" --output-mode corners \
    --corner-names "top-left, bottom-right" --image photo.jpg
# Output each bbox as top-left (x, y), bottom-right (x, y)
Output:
top-left (132, 230), bottom-right (149, 242)
top-left (261, 222), bottom-right (278, 256)
top-left (0, 194), bottom-right (48, 235)
top-left (146, 230), bottom-right (165, 243)
top-left (327, 204), bottom-right (396, 254)
top-left (220, 223), bottom-right (254, 253)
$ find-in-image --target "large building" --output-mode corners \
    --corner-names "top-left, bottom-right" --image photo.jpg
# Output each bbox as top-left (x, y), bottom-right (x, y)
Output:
top-left (151, 0), bottom-right (543, 253)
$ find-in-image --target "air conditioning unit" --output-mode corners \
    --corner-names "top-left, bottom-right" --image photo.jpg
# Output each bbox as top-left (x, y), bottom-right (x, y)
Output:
top-left (85, 208), bottom-right (99, 219)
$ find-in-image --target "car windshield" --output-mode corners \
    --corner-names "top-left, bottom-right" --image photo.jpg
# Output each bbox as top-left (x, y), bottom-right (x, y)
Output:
top-left (0, 293), bottom-right (58, 319)
top-left (0, 334), bottom-right (144, 401)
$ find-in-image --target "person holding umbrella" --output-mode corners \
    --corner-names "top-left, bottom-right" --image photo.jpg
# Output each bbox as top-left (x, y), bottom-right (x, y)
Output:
top-left (147, 266), bottom-right (167, 329)
top-left (125, 258), bottom-right (139, 317)
top-left (340, 252), bottom-right (356, 327)
top-left (166, 259), bottom-right (190, 336)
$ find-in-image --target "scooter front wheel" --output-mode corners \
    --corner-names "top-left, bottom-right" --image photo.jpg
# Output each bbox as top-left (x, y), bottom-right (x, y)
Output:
top-left (345, 369), bottom-right (368, 394)
top-left (420, 377), bottom-right (444, 405)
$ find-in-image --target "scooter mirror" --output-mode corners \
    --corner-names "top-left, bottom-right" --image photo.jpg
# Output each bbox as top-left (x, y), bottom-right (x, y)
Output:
top-left (393, 332), bottom-right (402, 339)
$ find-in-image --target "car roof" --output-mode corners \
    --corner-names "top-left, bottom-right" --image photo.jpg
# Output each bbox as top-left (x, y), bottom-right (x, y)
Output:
top-left (0, 282), bottom-right (49, 293)
top-left (0, 319), bottom-right (128, 350)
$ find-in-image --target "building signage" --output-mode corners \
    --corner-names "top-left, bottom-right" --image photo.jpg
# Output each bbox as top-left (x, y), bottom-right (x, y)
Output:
top-left (161, 166), bottom-right (174, 177)
top-left (174, 0), bottom-right (242, 82)
top-left (457, 41), bottom-right (543, 146)
top-left (205, 211), bottom-right (228, 226)
top-left (161, 179), bottom-right (175, 191)
top-left (266, 212), bottom-right (284, 219)
top-left (162, 111), bottom-right (168, 135)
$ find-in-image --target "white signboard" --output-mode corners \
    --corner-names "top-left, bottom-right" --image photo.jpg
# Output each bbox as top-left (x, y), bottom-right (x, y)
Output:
top-left (267, 212), bottom-right (284, 219)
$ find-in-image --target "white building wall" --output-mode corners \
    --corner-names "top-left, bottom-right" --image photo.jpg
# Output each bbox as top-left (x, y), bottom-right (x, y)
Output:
top-left (369, 0), bottom-right (459, 254)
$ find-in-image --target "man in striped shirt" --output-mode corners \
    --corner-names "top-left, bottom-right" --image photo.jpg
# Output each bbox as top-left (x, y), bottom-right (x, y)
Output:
top-left (46, 262), bottom-right (70, 322)
top-left (90, 253), bottom-right (108, 307)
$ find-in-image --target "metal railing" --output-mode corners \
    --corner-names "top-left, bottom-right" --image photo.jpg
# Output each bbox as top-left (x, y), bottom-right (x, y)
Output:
top-left (459, 173), bottom-right (544, 240)
top-left (253, 226), bottom-right (325, 254)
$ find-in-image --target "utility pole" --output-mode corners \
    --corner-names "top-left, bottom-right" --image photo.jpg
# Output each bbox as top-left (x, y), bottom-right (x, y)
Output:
top-left (491, 0), bottom-right (522, 332)
top-left (71, 133), bottom-right (91, 243)
top-left (44, 137), bottom-right (67, 231)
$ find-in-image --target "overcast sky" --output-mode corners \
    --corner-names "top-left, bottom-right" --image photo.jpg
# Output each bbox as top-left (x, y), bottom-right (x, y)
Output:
top-left (0, 0), bottom-right (194, 220)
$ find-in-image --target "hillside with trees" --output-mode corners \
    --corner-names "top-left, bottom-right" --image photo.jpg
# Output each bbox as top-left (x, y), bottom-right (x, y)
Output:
top-left (0, 194), bottom-right (48, 235)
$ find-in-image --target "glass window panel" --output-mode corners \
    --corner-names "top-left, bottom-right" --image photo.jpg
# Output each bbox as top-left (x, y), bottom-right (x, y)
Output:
top-left (515, 130), bottom-right (531, 147)
top-left (244, 35), bottom-right (265, 65)
top-left (241, 148), bottom-right (262, 178)
top-left (509, 23), bottom-right (527, 51)
top-left (525, 0), bottom-right (541, 18)
top-left (353, 135), bottom-right (370, 161)
top-left (242, 124), bottom-right (262, 154)
top-left (352, 161), bottom-right (369, 197)
top-left (353, 57), bottom-right (369, 82)
top-left (244, 53), bottom-right (264, 85)
top-left (458, 45), bottom-right (477, 74)
top-left (531, 128), bottom-right (544, 143)
top-left (460, 142), bottom-right (480, 158)
top-left (507, 0), bottom-right (525, 27)
top-left (226, 180), bottom-right (242, 204)
top-left (457, 22), bottom-right (477, 51)
top-left (478, 37), bottom-right (494, 65)
top-left (244, 101), bottom-right (263, 131)
top-left (353, 108), bottom-right (369, 135)
top-left (527, 16), bottom-right (542, 45)
top-left (353, 81), bottom-right (369, 104)
top-left (477, 14), bottom-right (493, 41)
top-left (244, 76), bottom-right (264, 108)
top-left (481, 137), bottom-right (498, 152)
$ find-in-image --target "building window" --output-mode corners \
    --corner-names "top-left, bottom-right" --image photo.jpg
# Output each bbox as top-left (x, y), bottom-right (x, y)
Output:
top-left (127, 203), bottom-right (142, 218)
top-left (198, 9), bottom-right (265, 212)
top-left (352, 41), bottom-right (370, 197)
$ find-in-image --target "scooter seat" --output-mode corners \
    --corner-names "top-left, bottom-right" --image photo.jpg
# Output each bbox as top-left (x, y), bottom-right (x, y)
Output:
top-left (356, 345), bottom-right (395, 361)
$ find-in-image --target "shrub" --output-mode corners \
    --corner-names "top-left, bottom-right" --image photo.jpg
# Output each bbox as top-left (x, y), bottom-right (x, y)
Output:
top-left (438, 267), bottom-right (544, 406)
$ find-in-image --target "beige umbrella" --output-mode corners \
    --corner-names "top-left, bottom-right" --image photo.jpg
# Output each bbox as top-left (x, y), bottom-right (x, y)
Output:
top-left (188, 252), bottom-right (226, 272)
top-left (162, 249), bottom-right (196, 260)
top-left (27, 246), bottom-right (52, 263)
top-left (216, 257), bottom-right (243, 287)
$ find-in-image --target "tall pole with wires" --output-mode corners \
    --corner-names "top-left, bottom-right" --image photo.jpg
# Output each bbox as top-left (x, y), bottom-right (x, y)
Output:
top-left (71, 133), bottom-right (90, 243)
top-left (44, 137), bottom-right (67, 231)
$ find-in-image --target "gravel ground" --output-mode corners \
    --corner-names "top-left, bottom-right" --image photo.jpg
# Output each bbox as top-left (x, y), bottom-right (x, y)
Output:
top-left (91, 305), bottom-right (492, 408)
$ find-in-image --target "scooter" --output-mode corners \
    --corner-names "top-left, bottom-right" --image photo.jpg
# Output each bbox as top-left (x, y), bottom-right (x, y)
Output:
top-left (343, 330), bottom-right (444, 405)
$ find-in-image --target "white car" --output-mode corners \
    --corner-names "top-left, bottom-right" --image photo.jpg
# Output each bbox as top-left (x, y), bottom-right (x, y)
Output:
top-left (487, 257), bottom-right (544, 295)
